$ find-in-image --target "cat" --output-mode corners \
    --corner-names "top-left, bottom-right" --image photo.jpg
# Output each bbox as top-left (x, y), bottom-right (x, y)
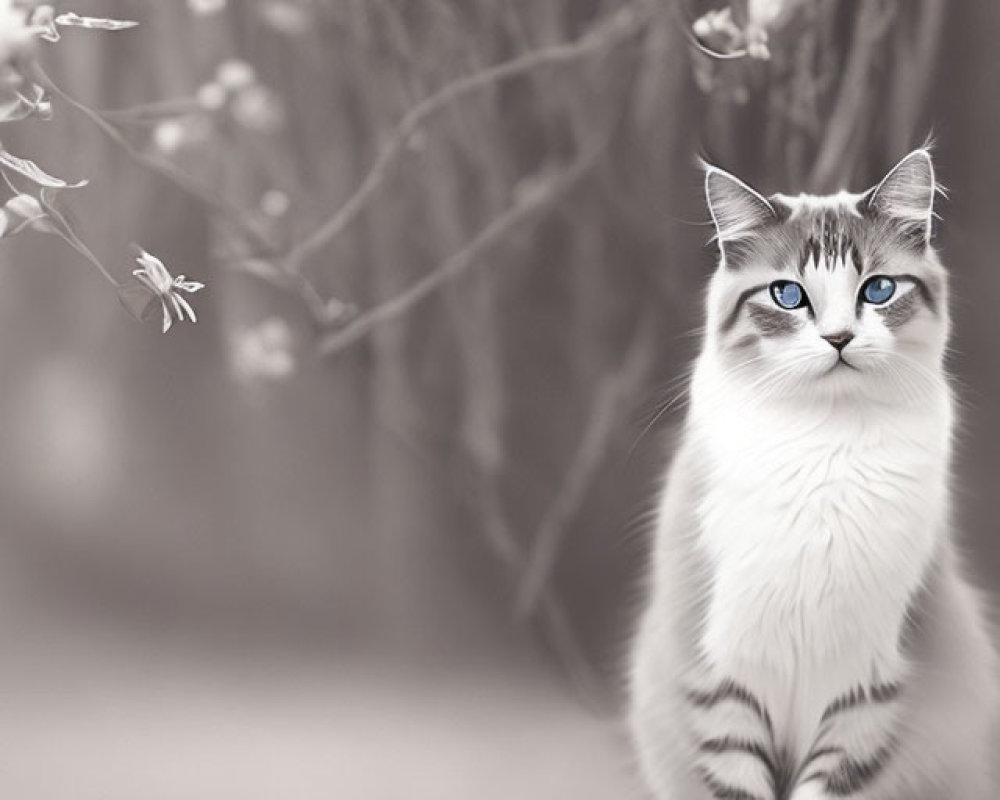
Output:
top-left (628, 149), bottom-right (998, 800)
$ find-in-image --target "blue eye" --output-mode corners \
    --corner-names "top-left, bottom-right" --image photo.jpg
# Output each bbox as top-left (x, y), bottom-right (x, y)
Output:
top-left (770, 281), bottom-right (806, 310)
top-left (862, 276), bottom-right (896, 305)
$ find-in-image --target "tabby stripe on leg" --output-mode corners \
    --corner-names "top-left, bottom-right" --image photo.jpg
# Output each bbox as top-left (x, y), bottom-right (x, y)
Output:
top-left (696, 766), bottom-right (766, 800)
top-left (699, 736), bottom-right (778, 783)
top-left (803, 739), bottom-right (898, 797)
top-left (796, 744), bottom-right (843, 778)
top-left (821, 681), bottom-right (900, 723)
top-left (686, 680), bottom-right (774, 735)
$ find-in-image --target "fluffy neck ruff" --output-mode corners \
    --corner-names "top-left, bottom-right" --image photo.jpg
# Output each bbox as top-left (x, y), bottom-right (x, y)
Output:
top-left (685, 347), bottom-right (952, 681)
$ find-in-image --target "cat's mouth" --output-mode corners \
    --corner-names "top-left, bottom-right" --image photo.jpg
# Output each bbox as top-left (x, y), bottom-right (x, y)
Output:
top-left (826, 355), bottom-right (860, 374)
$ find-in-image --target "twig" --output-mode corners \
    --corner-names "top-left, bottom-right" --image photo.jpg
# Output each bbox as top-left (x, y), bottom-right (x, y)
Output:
top-left (282, 0), bottom-right (653, 275)
top-left (477, 479), bottom-right (607, 707)
top-left (317, 132), bottom-right (611, 356)
top-left (50, 212), bottom-right (123, 287)
top-left (98, 97), bottom-right (202, 124)
top-left (514, 312), bottom-right (658, 618)
top-left (439, 200), bottom-right (602, 700)
top-left (0, 172), bottom-right (122, 287)
top-left (33, 62), bottom-right (339, 321)
top-left (31, 63), bottom-right (274, 253)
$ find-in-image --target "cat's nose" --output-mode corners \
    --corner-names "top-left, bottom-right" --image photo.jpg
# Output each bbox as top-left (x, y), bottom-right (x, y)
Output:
top-left (822, 331), bottom-right (854, 351)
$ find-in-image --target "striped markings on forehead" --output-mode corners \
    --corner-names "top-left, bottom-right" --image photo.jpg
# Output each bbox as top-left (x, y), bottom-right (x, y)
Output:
top-left (792, 207), bottom-right (864, 275)
top-left (725, 193), bottom-right (874, 276)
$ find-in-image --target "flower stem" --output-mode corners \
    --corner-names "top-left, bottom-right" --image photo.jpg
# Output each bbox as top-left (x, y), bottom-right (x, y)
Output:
top-left (31, 62), bottom-right (273, 252)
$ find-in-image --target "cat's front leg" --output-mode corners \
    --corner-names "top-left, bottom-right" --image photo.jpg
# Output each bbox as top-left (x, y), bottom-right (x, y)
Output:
top-left (787, 783), bottom-right (825, 800)
top-left (789, 680), bottom-right (903, 800)
top-left (685, 678), bottom-right (782, 800)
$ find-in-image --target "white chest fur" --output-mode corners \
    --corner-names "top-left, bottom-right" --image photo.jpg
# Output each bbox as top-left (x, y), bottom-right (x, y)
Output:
top-left (688, 367), bottom-right (951, 695)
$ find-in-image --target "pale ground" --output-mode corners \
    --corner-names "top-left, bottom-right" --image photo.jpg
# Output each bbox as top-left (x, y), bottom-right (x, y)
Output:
top-left (0, 623), bottom-right (642, 800)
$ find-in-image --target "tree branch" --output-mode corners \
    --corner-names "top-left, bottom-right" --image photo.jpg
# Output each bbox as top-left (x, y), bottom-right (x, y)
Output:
top-left (283, 0), bottom-right (653, 275)
top-left (33, 63), bottom-right (275, 254)
top-left (316, 131), bottom-right (612, 356)
top-left (475, 475), bottom-right (607, 706)
top-left (34, 63), bottom-right (340, 322)
top-left (514, 311), bottom-right (658, 618)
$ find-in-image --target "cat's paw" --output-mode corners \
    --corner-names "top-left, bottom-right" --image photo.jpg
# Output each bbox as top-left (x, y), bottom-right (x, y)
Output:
top-left (788, 782), bottom-right (827, 800)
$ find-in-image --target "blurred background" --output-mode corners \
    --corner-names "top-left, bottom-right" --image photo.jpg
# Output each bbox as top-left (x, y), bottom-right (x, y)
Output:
top-left (0, 0), bottom-right (997, 797)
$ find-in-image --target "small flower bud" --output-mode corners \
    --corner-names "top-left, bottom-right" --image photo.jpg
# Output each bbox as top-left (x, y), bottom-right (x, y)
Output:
top-left (216, 59), bottom-right (256, 91)
top-left (231, 85), bottom-right (283, 133)
top-left (153, 120), bottom-right (187, 154)
top-left (5, 193), bottom-right (42, 220)
top-left (196, 81), bottom-right (227, 111)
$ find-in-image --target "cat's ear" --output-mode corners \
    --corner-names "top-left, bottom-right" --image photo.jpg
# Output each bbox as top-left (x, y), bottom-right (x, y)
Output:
top-left (866, 149), bottom-right (936, 245)
top-left (703, 163), bottom-right (776, 266)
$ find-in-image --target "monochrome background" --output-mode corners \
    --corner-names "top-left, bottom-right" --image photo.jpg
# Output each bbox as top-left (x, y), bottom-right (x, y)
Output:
top-left (0, 1), bottom-right (997, 797)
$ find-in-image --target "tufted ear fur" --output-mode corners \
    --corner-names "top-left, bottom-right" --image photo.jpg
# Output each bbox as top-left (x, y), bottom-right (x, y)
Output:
top-left (867, 149), bottom-right (936, 246)
top-left (703, 164), bottom-right (776, 267)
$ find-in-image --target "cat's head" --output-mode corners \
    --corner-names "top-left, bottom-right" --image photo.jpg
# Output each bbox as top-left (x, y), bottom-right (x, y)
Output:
top-left (701, 149), bottom-right (948, 406)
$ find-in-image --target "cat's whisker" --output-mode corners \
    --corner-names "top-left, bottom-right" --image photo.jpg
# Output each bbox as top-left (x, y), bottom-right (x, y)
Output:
top-left (629, 365), bottom-right (701, 456)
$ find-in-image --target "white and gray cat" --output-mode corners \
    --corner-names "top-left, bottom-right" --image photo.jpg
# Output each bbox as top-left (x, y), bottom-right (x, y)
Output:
top-left (629, 150), bottom-right (998, 800)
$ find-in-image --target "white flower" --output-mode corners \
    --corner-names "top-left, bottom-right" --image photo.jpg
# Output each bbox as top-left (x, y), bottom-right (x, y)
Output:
top-left (29, 6), bottom-right (138, 43)
top-left (0, 0), bottom-right (37, 63)
top-left (51, 12), bottom-right (138, 34)
top-left (151, 116), bottom-right (210, 154)
top-left (691, 7), bottom-right (744, 55)
top-left (0, 193), bottom-right (51, 237)
top-left (693, 0), bottom-right (802, 61)
top-left (0, 80), bottom-right (52, 122)
top-left (4, 193), bottom-right (41, 219)
top-left (748, 0), bottom-right (797, 30)
top-left (130, 249), bottom-right (204, 333)
top-left (231, 317), bottom-right (295, 382)
top-left (152, 119), bottom-right (187, 154)
top-left (0, 1), bottom-right (136, 57)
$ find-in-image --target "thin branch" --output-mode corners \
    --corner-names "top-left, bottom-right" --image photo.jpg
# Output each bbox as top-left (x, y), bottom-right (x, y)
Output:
top-left (476, 475), bottom-right (607, 707)
top-left (317, 132), bottom-right (611, 356)
top-left (51, 218), bottom-right (123, 287)
top-left (0, 172), bottom-right (122, 287)
top-left (282, 0), bottom-right (654, 274)
top-left (32, 63), bottom-right (274, 253)
top-left (34, 63), bottom-right (338, 322)
top-left (98, 97), bottom-right (202, 124)
top-left (514, 312), bottom-right (658, 618)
